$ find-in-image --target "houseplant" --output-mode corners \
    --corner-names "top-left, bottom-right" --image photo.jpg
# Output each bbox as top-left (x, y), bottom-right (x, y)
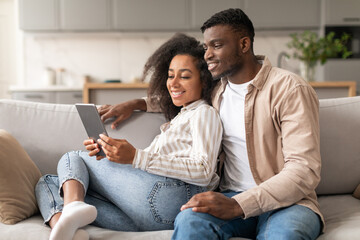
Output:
top-left (287, 30), bottom-right (352, 81)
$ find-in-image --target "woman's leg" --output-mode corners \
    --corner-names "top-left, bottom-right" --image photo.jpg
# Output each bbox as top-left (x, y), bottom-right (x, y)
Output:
top-left (45, 151), bottom-right (97, 240)
top-left (78, 151), bottom-right (206, 231)
top-left (35, 174), bottom-right (139, 234)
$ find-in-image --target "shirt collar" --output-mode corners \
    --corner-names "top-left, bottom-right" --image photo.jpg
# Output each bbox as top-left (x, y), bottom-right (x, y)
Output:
top-left (180, 99), bottom-right (207, 113)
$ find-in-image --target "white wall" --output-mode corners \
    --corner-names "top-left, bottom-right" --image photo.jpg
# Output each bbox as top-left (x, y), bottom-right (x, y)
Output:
top-left (0, 0), bottom-right (17, 98)
top-left (21, 31), bottom-right (302, 87)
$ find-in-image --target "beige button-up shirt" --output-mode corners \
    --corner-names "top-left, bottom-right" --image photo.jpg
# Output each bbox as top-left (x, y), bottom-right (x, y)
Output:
top-left (212, 56), bottom-right (324, 229)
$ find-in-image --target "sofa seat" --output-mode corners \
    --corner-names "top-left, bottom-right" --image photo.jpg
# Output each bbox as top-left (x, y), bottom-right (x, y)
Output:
top-left (317, 195), bottom-right (360, 239)
top-left (1, 194), bottom-right (359, 239)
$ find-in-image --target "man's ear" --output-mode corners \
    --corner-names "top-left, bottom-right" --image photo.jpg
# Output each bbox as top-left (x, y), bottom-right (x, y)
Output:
top-left (239, 37), bottom-right (251, 54)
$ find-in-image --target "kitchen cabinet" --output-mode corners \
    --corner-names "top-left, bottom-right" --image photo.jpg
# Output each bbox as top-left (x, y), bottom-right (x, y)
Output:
top-left (244, 0), bottom-right (320, 29)
top-left (325, 0), bottom-right (360, 26)
top-left (19, 0), bottom-right (326, 32)
top-left (19, 0), bottom-right (58, 30)
top-left (190, 0), bottom-right (244, 30)
top-left (60, 0), bottom-right (110, 30)
top-left (10, 87), bottom-right (83, 104)
top-left (112, 0), bottom-right (189, 31)
top-left (19, 0), bottom-right (110, 31)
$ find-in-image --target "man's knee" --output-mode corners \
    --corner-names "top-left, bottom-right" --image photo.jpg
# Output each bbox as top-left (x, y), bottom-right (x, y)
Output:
top-left (174, 208), bottom-right (197, 226)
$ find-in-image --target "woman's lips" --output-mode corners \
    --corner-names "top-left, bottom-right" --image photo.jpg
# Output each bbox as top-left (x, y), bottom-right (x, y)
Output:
top-left (171, 91), bottom-right (185, 98)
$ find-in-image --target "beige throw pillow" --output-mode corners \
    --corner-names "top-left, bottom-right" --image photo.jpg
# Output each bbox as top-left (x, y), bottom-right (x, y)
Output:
top-left (353, 184), bottom-right (360, 200)
top-left (0, 129), bottom-right (42, 224)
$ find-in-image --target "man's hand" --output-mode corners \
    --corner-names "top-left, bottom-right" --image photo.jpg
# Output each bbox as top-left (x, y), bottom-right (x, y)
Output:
top-left (180, 191), bottom-right (244, 220)
top-left (97, 134), bottom-right (136, 164)
top-left (98, 99), bottom-right (146, 129)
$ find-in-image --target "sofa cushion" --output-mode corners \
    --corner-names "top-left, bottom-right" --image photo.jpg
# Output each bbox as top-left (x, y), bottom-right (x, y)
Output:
top-left (317, 195), bottom-right (360, 239)
top-left (316, 97), bottom-right (360, 195)
top-left (0, 129), bottom-right (41, 224)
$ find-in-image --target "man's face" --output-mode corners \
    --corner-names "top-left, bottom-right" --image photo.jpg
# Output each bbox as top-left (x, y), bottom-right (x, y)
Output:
top-left (203, 25), bottom-right (244, 80)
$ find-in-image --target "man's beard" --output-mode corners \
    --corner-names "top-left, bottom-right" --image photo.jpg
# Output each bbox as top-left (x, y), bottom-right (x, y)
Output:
top-left (212, 63), bottom-right (242, 81)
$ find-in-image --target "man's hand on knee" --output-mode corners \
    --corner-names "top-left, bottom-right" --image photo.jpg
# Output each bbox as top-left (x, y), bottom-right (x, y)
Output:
top-left (180, 191), bottom-right (244, 220)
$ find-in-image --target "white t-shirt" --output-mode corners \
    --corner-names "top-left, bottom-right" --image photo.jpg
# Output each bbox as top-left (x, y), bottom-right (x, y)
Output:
top-left (219, 80), bottom-right (257, 192)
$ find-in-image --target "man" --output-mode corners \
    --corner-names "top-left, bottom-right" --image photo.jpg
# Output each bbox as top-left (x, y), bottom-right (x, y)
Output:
top-left (99, 8), bottom-right (323, 240)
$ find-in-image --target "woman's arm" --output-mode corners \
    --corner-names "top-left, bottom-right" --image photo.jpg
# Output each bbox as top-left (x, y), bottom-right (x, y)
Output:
top-left (133, 106), bottom-right (223, 187)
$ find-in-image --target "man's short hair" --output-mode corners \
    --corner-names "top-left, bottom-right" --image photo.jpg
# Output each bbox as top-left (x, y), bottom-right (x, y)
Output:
top-left (201, 8), bottom-right (255, 45)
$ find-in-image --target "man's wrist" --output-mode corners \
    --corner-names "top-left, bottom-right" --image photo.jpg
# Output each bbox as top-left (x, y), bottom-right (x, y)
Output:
top-left (128, 99), bottom-right (147, 112)
top-left (230, 198), bottom-right (244, 218)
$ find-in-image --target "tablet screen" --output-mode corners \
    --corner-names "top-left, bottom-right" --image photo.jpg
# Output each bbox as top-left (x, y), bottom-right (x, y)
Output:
top-left (75, 103), bottom-right (108, 157)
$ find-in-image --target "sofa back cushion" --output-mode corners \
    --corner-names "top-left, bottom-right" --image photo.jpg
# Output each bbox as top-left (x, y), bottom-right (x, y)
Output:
top-left (0, 100), bottom-right (166, 175)
top-left (316, 96), bottom-right (360, 195)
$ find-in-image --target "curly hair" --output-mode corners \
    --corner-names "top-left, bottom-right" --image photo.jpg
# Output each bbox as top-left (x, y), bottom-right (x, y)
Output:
top-left (142, 33), bottom-right (215, 120)
top-left (201, 8), bottom-right (255, 50)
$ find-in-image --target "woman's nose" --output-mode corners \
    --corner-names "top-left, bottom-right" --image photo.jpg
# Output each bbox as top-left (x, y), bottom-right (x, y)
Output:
top-left (170, 76), bottom-right (180, 87)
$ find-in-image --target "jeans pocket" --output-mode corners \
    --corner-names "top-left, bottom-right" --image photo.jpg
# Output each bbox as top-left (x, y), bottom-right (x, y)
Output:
top-left (148, 180), bottom-right (195, 225)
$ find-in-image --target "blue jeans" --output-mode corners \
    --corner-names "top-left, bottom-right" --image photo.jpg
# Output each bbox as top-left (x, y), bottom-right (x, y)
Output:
top-left (172, 191), bottom-right (321, 240)
top-left (35, 151), bottom-right (205, 231)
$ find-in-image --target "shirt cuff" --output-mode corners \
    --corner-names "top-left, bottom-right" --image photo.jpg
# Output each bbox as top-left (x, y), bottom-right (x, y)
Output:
top-left (132, 149), bottom-right (151, 170)
top-left (232, 191), bottom-right (261, 219)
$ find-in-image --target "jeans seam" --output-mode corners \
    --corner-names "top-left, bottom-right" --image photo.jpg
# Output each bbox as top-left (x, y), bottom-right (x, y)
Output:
top-left (148, 181), bottom-right (187, 225)
top-left (58, 151), bottom-right (87, 197)
top-left (40, 175), bottom-right (63, 224)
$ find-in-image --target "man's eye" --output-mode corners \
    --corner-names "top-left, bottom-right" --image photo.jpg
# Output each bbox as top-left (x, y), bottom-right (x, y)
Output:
top-left (214, 44), bottom-right (222, 49)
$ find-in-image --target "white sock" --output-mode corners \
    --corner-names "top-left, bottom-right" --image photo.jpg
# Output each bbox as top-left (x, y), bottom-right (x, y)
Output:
top-left (49, 201), bottom-right (97, 240)
top-left (73, 229), bottom-right (89, 240)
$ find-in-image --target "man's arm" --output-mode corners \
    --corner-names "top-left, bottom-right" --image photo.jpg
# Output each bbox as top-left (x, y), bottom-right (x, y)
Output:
top-left (180, 191), bottom-right (244, 220)
top-left (98, 98), bottom-right (147, 129)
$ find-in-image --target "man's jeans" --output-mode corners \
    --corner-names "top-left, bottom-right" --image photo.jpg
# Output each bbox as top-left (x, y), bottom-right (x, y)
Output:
top-left (35, 151), bottom-right (205, 231)
top-left (172, 191), bottom-right (321, 240)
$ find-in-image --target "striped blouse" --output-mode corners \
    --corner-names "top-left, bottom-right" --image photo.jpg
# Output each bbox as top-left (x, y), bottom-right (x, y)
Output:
top-left (132, 99), bottom-right (223, 190)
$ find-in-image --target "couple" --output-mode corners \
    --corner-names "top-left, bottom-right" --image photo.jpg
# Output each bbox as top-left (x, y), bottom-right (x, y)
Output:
top-left (36, 8), bottom-right (323, 240)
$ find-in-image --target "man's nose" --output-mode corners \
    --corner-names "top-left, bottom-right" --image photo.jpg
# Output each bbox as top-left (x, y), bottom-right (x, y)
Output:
top-left (204, 48), bottom-right (213, 61)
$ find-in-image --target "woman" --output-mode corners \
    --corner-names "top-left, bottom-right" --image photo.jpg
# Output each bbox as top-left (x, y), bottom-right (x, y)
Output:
top-left (35, 33), bottom-right (223, 240)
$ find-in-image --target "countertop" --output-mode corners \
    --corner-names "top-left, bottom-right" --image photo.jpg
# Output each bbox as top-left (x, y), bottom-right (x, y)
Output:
top-left (9, 85), bottom-right (83, 92)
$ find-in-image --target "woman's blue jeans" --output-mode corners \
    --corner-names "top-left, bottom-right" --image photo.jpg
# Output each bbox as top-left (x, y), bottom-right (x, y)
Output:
top-left (35, 151), bottom-right (205, 231)
top-left (172, 191), bottom-right (321, 240)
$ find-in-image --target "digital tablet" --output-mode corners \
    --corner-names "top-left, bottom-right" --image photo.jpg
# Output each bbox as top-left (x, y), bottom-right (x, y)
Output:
top-left (75, 103), bottom-right (108, 157)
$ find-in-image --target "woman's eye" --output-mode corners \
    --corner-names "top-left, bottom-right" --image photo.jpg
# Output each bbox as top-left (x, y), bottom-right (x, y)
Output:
top-left (168, 75), bottom-right (174, 79)
top-left (181, 76), bottom-right (190, 79)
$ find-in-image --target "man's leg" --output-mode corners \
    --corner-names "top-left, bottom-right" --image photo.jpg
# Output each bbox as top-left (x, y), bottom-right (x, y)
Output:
top-left (172, 191), bottom-right (257, 240)
top-left (257, 204), bottom-right (321, 240)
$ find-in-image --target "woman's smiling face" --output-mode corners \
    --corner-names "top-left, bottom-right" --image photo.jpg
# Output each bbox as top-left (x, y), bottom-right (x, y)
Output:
top-left (167, 54), bottom-right (203, 107)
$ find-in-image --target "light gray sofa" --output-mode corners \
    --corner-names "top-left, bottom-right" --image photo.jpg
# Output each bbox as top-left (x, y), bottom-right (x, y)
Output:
top-left (0, 97), bottom-right (359, 239)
